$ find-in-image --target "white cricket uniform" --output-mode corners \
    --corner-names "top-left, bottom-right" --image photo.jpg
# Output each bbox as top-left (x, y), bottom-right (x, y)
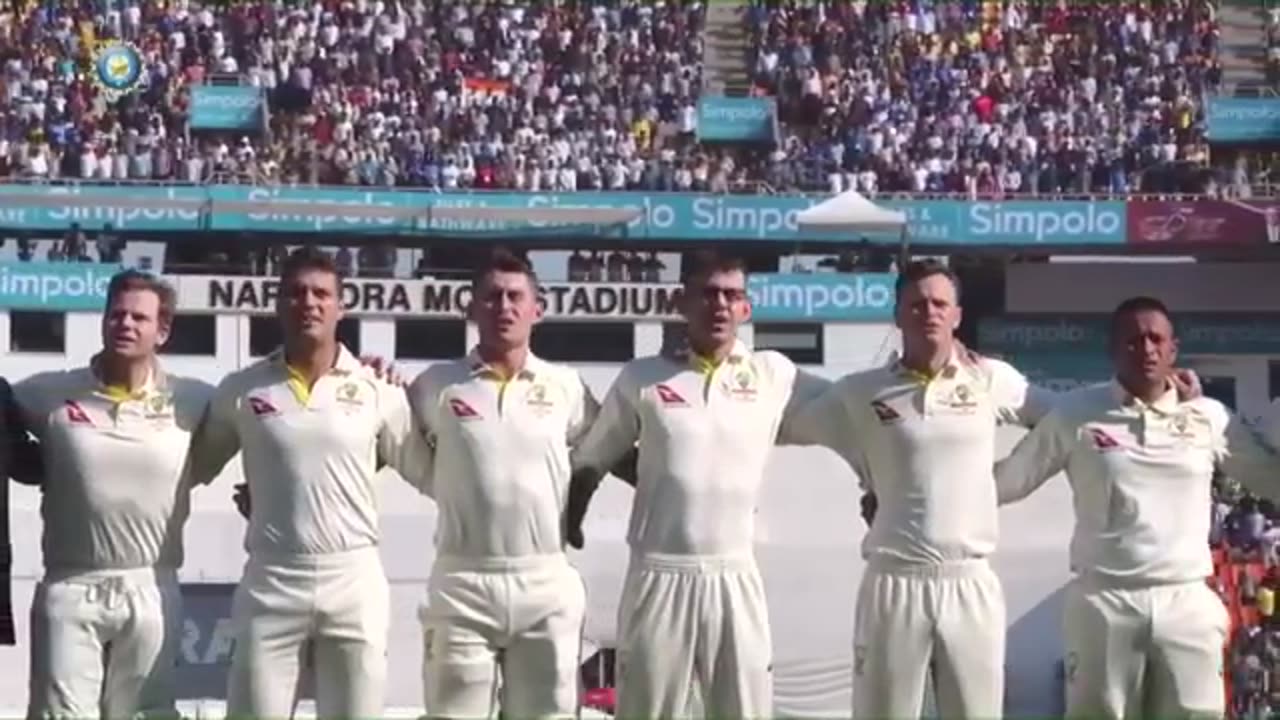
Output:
top-left (784, 354), bottom-right (1052, 720)
top-left (408, 351), bottom-right (595, 720)
top-left (185, 345), bottom-right (428, 720)
top-left (994, 381), bottom-right (1280, 720)
top-left (16, 365), bottom-right (211, 720)
top-left (573, 341), bottom-right (803, 720)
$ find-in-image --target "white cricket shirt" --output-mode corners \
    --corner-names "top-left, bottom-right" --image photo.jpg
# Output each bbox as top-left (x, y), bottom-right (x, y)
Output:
top-left (186, 345), bottom-right (428, 556)
top-left (783, 353), bottom-right (1053, 565)
top-left (408, 350), bottom-right (598, 559)
top-left (16, 364), bottom-right (212, 571)
top-left (572, 340), bottom-right (800, 556)
top-left (995, 381), bottom-right (1280, 585)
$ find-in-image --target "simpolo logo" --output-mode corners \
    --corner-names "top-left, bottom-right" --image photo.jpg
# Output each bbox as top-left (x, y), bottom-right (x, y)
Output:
top-left (981, 320), bottom-right (1092, 350)
top-left (0, 267), bottom-right (114, 306)
top-left (748, 276), bottom-right (894, 318)
top-left (968, 203), bottom-right (1122, 242)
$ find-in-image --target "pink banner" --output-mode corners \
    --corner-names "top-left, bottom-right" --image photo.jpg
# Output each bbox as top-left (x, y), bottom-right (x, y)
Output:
top-left (1128, 199), bottom-right (1280, 246)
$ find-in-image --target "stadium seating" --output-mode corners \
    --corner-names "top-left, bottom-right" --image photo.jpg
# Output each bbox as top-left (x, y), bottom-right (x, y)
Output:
top-left (1213, 477), bottom-right (1280, 718)
top-left (0, 0), bottom-right (1236, 194)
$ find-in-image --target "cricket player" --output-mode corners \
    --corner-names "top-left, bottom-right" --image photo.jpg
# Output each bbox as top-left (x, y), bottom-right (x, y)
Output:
top-left (993, 296), bottom-right (1280, 720)
top-left (408, 250), bottom-right (595, 720)
top-left (16, 270), bottom-right (211, 719)
top-left (782, 259), bottom-right (1057, 720)
top-left (185, 247), bottom-right (430, 720)
top-left (568, 251), bottom-right (822, 720)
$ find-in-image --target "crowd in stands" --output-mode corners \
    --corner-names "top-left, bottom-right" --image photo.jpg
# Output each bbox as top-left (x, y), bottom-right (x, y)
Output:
top-left (0, 0), bottom-right (1268, 196)
top-left (1213, 473), bottom-right (1280, 719)
top-left (749, 0), bottom-right (1232, 196)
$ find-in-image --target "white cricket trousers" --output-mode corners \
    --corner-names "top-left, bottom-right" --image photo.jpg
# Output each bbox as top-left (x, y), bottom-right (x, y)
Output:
top-left (853, 558), bottom-right (1005, 720)
top-left (226, 546), bottom-right (390, 720)
top-left (421, 553), bottom-right (586, 720)
top-left (27, 567), bottom-right (181, 720)
top-left (615, 552), bottom-right (772, 720)
top-left (1063, 577), bottom-right (1229, 720)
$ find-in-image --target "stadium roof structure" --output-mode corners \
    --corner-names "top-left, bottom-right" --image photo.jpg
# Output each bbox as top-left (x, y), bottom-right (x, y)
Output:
top-left (795, 189), bottom-right (907, 234)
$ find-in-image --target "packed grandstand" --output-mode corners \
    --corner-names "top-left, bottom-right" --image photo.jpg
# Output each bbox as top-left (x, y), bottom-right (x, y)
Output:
top-left (3, 0), bottom-right (1280, 718)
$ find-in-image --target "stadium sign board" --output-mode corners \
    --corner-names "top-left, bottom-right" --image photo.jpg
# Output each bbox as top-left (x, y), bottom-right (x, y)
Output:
top-left (0, 184), bottom-right (1128, 245)
top-left (1206, 97), bottom-right (1280, 144)
top-left (696, 97), bottom-right (779, 144)
top-left (979, 314), bottom-right (1280, 356)
top-left (0, 263), bottom-right (899, 322)
top-left (190, 86), bottom-right (266, 132)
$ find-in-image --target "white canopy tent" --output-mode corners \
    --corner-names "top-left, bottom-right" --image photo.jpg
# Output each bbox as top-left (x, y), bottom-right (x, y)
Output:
top-left (795, 189), bottom-right (907, 234)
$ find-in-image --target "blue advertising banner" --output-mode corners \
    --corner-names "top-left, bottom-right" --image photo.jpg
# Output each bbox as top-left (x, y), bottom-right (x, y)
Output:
top-left (0, 184), bottom-right (1128, 245)
top-left (697, 97), bottom-right (777, 143)
top-left (0, 261), bottom-right (121, 311)
top-left (1206, 97), bottom-right (1280, 144)
top-left (190, 86), bottom-right (266, 131)
top-left (979, 314), bottom-right (1280, 356)
top-left (747, 273), bottom-right (895, 321)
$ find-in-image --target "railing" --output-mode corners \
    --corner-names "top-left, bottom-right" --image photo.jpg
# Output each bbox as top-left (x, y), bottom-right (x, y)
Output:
top-left (1, 176), bottom-right (1274, 202)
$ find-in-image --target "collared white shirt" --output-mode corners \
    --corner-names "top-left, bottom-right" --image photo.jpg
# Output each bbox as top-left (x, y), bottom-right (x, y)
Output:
top-left (785, 353), bottom-right (1052, 565)
top-left (573, 340), bottom-right (803, 556)
top-left (407, 350), bottom-right (597, 559)
top-left (186, 345), bottom-right (427, 556)
top-left (995, 380), bottom-right (1280, 585)
top-left (17, 362), bottom-right (212, 571)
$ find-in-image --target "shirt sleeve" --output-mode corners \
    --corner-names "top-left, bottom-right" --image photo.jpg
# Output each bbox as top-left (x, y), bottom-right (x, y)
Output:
top-left (184, 380), bottom-right (242, 488)
top-left (567, 375), bottom-right (601, 448)
top-left (987, 359), bottom-right (1056, 428)
top-left (378, 380), bottom-right (435, 497)
top-left (1, 380), bottom-right (41, 486)
top-left (13, 374), bottom-right (55, 438)
top-left (993, 409), bottom-right (1074, 504)
top-left (571, 370), bottom-right (640, 475)
top-left (1214, 402), bottom-right (1280, 503)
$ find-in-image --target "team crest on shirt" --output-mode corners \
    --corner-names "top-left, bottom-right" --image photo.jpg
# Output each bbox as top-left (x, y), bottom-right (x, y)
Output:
top-left (143, 393), bottom-right (175, 421)
top-left (336, 382), bottom-right (364, 407)
top-left (946, 383), bottom-right (978, 412)
top-left (871, 400), bottom-right (901, 424)
top-left (524, 384), bottom-right (556, 416)
top-left (724, 367), bottom-right (758, 401)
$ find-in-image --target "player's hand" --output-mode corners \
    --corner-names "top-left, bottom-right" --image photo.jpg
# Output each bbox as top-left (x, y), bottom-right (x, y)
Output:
top-left (1172, 368), bottom-right (1202, 401)
top-left (563, 514), bottom-right (585, 551)
top-left (360, 354), bottom-right (407, 387)
top-left (233, 482), bottom-right (251, 520)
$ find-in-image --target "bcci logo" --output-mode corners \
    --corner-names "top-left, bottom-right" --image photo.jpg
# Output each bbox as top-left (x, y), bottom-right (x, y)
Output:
top-left (91, 41), bottom-right (148, 102)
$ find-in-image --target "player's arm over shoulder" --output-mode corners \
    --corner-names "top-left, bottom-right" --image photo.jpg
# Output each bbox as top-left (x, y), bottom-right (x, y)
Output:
top-left (993, 386), bottom-right (1093, 505)
top-left (1200, 397), bottom-right (1280, 503)
top-left (12, 370), bottom-right (72, 436)
top-left (371, 369), bottom-right (436, 496)
top-left (184, 372), bottom-right (246, 487)
top-left (168, 376), bottom-right (216, 432)
top-left (571, 359), bottom-right (643, 475)
top-left (981, 356), bottom-right (1056, 428)
top-left (778, 368), bottom-right (863, 451)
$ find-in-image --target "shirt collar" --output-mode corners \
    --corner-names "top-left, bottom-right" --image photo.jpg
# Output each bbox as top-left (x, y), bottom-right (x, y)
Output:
top-left (1110, 378), bottom-right (1181, 414)
top-left (89, 353), bottom-right (165, 398)
top-left (669, 339), bottom-right (751, 371)
top-left (268, 344), bottom-right (361, 377)
top-left (465, 348), bottom-right (544, 381)
top-left (891, 349), bottom-right (965, 383)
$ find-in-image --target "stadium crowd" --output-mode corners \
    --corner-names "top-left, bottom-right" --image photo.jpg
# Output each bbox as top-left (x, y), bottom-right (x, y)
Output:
top-left (0, 0), bottom-right (1248, 196)
top-left (1215, 473), bottom-right (1280, 720)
